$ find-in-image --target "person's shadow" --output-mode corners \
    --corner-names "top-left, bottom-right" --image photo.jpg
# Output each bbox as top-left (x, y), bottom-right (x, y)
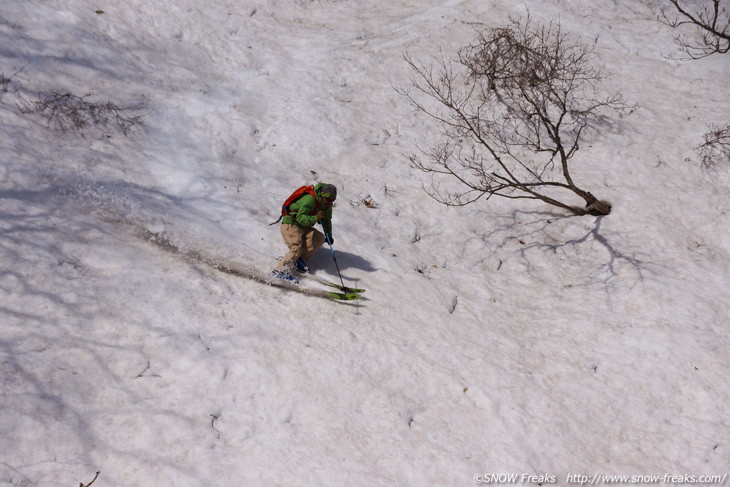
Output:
top-left (309, 248), bottom-right (376, 281)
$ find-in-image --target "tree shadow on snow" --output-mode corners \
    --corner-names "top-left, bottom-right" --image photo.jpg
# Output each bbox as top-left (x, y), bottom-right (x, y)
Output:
top-left (0, 189), bottom-right (119, 478)
top-left (0, 186), bottom-right (208, 485)
top-left (467, 209), bottom-right (654, 290)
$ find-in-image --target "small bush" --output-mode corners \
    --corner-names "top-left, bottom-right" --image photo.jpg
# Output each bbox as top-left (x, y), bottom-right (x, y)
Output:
top-left (17, 89), bottom-right (145, 136)
top-left (697, 123), bottom-right (730, 169)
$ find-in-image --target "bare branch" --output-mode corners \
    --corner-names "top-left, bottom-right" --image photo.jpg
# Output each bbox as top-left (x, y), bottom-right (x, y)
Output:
top-left (80, 471), bottom-right (101, 487)
top-left (659, 0), bottom-right (730, 59)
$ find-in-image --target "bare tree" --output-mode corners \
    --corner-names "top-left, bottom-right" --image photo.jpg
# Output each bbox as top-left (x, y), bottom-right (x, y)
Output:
top-left (399, 15), bottom-right (629, 216)
top-left (659, 0), bottom-right (730, 59)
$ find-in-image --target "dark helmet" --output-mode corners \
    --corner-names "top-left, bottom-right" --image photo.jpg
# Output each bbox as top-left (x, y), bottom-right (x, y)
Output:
top-left (320, 184), bottom-right (337, 201)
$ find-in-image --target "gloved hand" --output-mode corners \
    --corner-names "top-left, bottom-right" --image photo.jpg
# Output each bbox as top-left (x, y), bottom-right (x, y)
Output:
top-left (327, 235), bottom-right (334, 245)
top-left (316, 210), bottom-right (326, 221)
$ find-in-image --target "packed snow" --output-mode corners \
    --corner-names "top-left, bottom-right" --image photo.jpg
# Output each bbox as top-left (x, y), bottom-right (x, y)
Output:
top-left (1, 0), bottom-right (728, 486)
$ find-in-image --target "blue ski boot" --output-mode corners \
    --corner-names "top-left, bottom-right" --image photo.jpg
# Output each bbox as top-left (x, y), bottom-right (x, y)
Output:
top-left (295, 258), bottom-right (309, 273)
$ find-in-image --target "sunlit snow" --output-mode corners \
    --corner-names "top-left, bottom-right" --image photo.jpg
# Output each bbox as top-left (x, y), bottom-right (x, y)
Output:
top-left (1, 1), bottom-right (728, 486)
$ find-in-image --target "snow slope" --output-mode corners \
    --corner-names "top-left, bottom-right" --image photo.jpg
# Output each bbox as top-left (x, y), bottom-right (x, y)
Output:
top-left (1, 0), bottom-right (728, 485)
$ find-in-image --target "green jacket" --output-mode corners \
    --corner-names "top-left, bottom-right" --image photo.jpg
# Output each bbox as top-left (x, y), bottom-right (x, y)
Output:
top-left (281, 182), bottom-right (333, 238)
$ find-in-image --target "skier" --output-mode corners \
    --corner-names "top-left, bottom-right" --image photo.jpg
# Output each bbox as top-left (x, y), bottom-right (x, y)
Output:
top-left (272, 182), bottom-right (337, 281)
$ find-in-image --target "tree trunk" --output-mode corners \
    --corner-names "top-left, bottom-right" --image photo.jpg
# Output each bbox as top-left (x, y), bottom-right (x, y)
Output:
top-left (583, 192), bottom-right (612, 216)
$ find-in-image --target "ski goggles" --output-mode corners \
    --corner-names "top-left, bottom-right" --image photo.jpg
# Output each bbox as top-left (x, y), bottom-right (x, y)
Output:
top-left (321, 192), bottom-right (336, 202)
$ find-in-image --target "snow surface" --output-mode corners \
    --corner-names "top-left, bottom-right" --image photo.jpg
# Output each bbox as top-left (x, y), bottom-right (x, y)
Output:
top-left (1, 0), bottom-right (728, 485)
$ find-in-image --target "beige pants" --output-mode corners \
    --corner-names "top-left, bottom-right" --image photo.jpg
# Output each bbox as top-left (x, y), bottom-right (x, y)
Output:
top-left (275, 223), bottom-right (326, 272)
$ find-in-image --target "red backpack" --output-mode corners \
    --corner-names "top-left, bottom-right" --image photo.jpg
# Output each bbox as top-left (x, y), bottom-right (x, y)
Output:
top-left (269, 185), bottom-right (320, 225)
